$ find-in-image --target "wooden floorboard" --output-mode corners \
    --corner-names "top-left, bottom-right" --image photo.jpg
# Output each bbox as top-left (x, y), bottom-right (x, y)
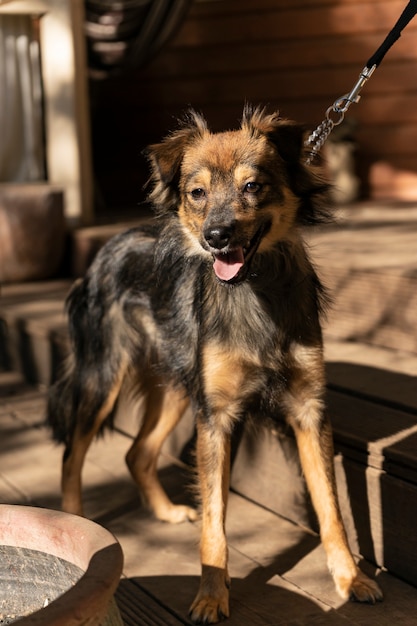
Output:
top-left (2, 374), bottom-right (417, 624)
top-left (116, 578), bottom-right (187, 625)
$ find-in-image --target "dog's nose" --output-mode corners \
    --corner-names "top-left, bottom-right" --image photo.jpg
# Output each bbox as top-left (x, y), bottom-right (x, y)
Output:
top-left (204, 225), bottom-right (233, 250)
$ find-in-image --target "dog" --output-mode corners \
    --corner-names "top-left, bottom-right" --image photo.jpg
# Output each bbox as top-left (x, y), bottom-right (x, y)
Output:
top-left (47, 106), bottom-right (382, 623)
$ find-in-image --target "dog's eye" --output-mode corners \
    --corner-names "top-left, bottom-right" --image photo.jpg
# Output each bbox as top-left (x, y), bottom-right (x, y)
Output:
top-left (244, 182), bottom-right (262, 194)
top-left (190, 188), bottom-right (206, 199)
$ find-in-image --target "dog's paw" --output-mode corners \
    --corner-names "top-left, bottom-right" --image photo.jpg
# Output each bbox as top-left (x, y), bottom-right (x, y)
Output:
top-left (348, 569), bottom-right (383, 604)
top-left (189, 594), bottom-right (229, 624)
top-left (189, 569), bottom-right (230, 624)
top-left (156, 503), bottom-right (199, 524)
top-left (335, 566), bottom-right (383, 604)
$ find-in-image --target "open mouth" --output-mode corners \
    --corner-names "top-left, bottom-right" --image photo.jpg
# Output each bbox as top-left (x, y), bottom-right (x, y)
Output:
top-left (212, 224), bottom-right (269, 284)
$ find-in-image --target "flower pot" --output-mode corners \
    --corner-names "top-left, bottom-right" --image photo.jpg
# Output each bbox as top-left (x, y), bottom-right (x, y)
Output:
top-left (0, 504), bottom-right (123, 625)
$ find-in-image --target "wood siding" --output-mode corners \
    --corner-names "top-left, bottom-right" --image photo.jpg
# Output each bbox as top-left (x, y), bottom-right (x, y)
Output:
top-left (92, 0), bottom-right (417, 210)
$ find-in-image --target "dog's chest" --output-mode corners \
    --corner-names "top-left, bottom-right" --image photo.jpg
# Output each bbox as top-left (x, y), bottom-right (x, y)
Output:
top-left (202, 280), bottom-right (283, 351)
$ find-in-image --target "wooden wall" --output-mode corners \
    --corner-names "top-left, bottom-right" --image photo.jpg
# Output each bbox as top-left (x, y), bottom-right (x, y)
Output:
top-left (92, 0), bottom-right (417, 212)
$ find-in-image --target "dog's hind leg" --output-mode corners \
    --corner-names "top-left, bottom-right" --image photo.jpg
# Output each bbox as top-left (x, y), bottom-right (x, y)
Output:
top-left (61, 363), bottom-right (127, 516)
top-left (284, 344), bottom-right (383, 604)
top-left (125, 380), bottom-right (198, 523)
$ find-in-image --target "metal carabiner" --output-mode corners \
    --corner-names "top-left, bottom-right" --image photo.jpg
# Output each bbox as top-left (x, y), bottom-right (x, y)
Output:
top-left (332, 65), bottom-right (377, 114)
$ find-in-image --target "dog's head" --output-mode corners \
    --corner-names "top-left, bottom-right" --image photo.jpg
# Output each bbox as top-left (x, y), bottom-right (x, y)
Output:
top-left (146, 106), bottom-right (330, 284)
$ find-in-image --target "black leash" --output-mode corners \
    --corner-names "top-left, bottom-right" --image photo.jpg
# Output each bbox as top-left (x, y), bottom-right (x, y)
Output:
top-left (305, 0), bottom-right (417, 164)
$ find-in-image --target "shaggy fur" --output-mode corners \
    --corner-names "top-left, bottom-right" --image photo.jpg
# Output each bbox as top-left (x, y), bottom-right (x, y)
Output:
top-left (47, 106), bottom-right (382, 623)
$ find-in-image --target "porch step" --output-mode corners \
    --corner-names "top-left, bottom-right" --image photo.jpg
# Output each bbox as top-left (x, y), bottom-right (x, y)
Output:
top-left (0, 280), bottom-right (71, 385)
top-left (69, 216), bottom-right (147, 277)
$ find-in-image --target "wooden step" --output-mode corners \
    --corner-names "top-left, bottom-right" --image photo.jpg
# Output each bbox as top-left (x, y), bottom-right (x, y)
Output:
top-left (69, 216), bottom-right (147, 277)
top-left (0, 280), bottom-right (71, 385)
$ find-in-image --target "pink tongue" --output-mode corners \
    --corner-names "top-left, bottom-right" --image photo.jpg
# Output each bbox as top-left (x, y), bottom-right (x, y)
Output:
top-left (213, 248), bottom-right (245, 281)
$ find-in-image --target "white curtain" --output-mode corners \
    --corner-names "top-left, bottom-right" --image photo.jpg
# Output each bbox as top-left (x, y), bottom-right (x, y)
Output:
top-left (0, 14), bottom-right (45, 181)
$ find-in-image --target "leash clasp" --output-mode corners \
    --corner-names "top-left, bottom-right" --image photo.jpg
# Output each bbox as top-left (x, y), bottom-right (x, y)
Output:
top-left (332, 65), bottom-right (377, 114)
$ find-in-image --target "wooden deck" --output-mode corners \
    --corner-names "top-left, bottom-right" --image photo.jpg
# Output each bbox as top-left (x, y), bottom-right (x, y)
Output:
top-left (0, 371), bottom-right (416, 625)
top-left (1, 202), bottom-right (417, 624)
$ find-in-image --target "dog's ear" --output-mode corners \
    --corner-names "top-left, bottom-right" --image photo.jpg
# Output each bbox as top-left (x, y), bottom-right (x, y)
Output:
top-left (146, 128), bottom-right (197, 186)
top-left (242, 105), bottom-right (305, 164)
top-left (242, 105), bottom-right (332, 226)
top-left (145, 111), bottom-right (208, 211)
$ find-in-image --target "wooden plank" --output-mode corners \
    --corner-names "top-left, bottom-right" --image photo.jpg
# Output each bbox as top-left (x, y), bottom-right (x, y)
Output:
top-left (385, 432), bottom-right (417, 484)
top-left (329, 389), bottom-right (417, 464)
top-left (105, 62), bottom-right (417, 109)
top-left (228, 388), bottom-right (417, 568)
top-left (360, 120), bottom-right (417, 153)
top-left (92, 94), bottom-right (417, 141)
top-left (337, 458), bottom-right (417, 587)
top-left (0, 371), bottom-right (26, 396)
top-left (189, 0), bottom-right (401, 17)
top-left (144, 30), bottom-right (417, 79)
top-left (325, 339), bottom-right (417, 412)
top-left (0, 280), bottom-right (70, 304)
top-left (230, 386), bottom-right (417, 499)
top-left (174, 1), bottom-right (409, 47)
top-left (379, 470), bottom-right (417, 585)
top-left (115, 578), bottom-right (187, 626)
top-left (0, 412), bottom-right (62, 509)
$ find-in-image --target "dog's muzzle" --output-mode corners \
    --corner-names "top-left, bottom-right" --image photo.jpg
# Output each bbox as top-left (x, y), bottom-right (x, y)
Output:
top-left (204, 223), bottom-right (269, 284)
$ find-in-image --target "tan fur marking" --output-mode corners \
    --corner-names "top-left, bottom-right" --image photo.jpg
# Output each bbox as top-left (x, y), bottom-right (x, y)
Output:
top-left (126, 383), bottom-right (197, 523)
top-left (183, 166), bottom-right (212, 193)
top-left (202, 343), bottom-right (260, 431)
top-left (283, 342), bottom-right (325, 432)
top-left (233, 163), bottom-right (260, 186)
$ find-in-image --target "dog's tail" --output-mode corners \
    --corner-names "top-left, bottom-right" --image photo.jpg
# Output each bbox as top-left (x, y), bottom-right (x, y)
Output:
top-left (46, 278), bottom-right (88, 446)
top-left (46, 277), bottom-right (124, 447)
top-left (46, 355), bottom-right (77, 446)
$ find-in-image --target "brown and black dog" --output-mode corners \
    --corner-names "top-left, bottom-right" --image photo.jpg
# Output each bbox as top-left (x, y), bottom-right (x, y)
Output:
top-left (47, 106), bottom-right (382, 623)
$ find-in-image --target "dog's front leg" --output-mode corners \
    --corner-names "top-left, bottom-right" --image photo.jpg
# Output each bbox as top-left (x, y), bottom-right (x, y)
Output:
top-left (189, 417), bottom-right (231, 624)
top-left (284, 343), bottom-right (382, 603)
top-left (287, 398), bottom-right (383, 603)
